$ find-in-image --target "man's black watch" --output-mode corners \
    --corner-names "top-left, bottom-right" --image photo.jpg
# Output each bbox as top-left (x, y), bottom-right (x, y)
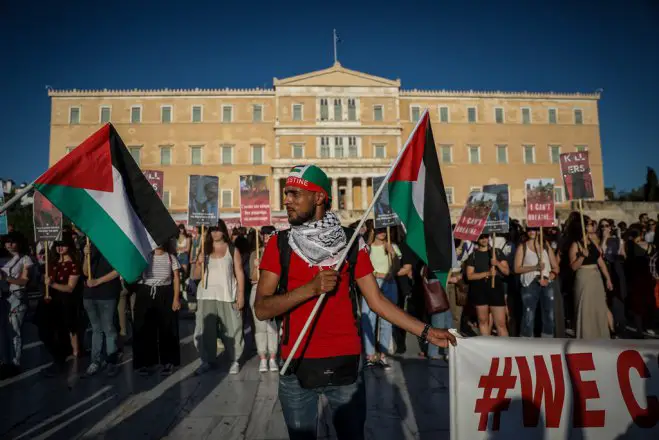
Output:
top-left (419, 324), bottom-right (431, 342)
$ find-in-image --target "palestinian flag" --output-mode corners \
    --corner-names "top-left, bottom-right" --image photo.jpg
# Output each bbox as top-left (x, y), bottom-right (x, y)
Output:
top-left (388, 110), bottom-right (456, 285)
top-left (34, 124), bottom-right (178, 282)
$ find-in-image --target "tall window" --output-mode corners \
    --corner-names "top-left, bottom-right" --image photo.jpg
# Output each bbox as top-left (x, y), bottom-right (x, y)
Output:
top-left (334, 99), bottom-right (343, 121)
top-left (100, 106), bottom-right (111, 124)
top-left (221, 190), bottom-right (232, 208)
top-left (348, 137), bottom-right (358, 157)
top-left (467, 107), bottom-right (477, 123)
top-left (252, 145), bottom-right (264, 165)
top-left (130, 106), bottom-right (141, 124)
top-left (221, 145), bottom-right (233, 164)
top-left (347, 99), bottom-right (357, 121)
top-left (161, 106), bottom-right (172, 123)
top-left (411, 106), bottom-right (421, 122)
top-left (190, 146), bottom-right (203, 165)
top-left (162, 191), bottom-right (170, 209)
top-left (496, 145), bottom-right (508, 164)
top-left (439, 106), bottom-right (449, 123)
top-left (334, 137), bottom-right (344, 158)
top-left (374, 144), bottom-right (386, 159)
top-left (69, 107), bottom-right (80, 125)
top-left (440, 145), bottom-right (452, 164)
top-left (548, 108), bottom-right (557, 124)
top-left (222, 105), bottom-right (233, 122)
top-left (495, 108), bottom-right (504, 124)
top-left (574, 109), bottom-right (583, 125)
top-left (128, 147), bottom-right (141, 166)
top-left (252, 105), bottom-right (263, 122)
top-left (522, 108), bottom-right (531, 124)
top-left (320, 99), bottom-right (329, 121)
top-left (524, 145), bottom-right (535, 164)
top-left (576, 145), bottom-right (587, 152)
top-left (160, 146), bottom-right (172, 165)
top-left (445, 187), bottom-right (454, 205)
top-left (468, 146), bottom-right (480, 164)
top-left (320, 137), bottom-right (330, 158)
top-left (293, 104), bottom-right (303, 121)
top-left (192, 105), bottom-right (202, 123)
top-left (373, 105), bottom-right (383, 121)
top-left (549, 145), bottom-right (561, 164)
top-left (554, 187), bottom-right (565, 203)
top-left (292, 144), bottom-right (304, 159)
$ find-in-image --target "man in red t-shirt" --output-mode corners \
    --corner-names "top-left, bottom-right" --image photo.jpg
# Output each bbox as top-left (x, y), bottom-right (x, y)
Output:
top-left (255, 165), bottom-right (456, 440)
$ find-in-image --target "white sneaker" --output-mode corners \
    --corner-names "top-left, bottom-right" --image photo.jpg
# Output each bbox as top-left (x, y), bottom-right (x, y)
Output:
top-left (258, 359), bottom-right (268, 373)
top-left (85, 363), bottom-right (100, 377)
top-left (229, 362), bottom-right (240, 375)
top-left (269, 358), bottom-right (279, 372)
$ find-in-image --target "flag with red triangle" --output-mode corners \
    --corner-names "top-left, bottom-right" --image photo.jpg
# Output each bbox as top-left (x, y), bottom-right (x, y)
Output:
top-left (34, 124), bottom-right (177, 282)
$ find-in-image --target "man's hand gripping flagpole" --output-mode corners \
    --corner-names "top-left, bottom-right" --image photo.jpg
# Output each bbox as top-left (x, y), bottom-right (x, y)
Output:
top-left (280, 109), bottom-right (430, 376)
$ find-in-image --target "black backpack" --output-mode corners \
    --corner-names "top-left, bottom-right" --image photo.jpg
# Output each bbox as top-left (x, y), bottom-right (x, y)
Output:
top-left (275, 226), bottom-right (362, 346)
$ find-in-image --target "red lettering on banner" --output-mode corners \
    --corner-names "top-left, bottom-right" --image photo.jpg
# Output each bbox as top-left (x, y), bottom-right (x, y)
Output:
top-left (515, 355), bottom-right (565, 428)
top-left (566, 352), bottom-right (605, 428)
top-left (616, 350), bottom-right (659, 428)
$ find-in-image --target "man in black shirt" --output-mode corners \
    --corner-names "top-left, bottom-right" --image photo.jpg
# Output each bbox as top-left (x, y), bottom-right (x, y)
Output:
top-left (82, 242), bottom-right (121, 377)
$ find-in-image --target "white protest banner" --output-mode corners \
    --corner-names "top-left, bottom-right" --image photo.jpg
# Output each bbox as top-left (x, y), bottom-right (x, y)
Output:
top-left (449, 337), bottom-right (659, 440)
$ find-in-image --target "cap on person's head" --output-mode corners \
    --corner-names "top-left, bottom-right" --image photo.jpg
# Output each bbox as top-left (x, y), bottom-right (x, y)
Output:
top-left (285, 165), bottom-right (332, 206)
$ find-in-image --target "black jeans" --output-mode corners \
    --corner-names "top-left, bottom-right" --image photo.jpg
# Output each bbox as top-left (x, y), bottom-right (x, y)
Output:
top-left (132, 285), bottom-right (180, 369)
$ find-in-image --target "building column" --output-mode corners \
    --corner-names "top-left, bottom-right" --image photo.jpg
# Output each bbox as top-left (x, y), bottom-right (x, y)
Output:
top-left (361, 177), bottom-right (368, 210)
top-left (331, 178), bottom-right (339, 211)
top-left (274, 177), bottom-right (281, 210)
top-left (346, 177), bottom-right (354, 211)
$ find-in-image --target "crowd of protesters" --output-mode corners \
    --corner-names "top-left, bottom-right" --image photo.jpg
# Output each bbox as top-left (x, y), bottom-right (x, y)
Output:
top-left (0, 211), bottom-right (657, 380)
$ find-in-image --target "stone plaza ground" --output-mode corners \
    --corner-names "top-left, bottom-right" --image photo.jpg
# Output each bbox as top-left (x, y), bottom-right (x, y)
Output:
top-left (0, 312), bottom-right (451, 440)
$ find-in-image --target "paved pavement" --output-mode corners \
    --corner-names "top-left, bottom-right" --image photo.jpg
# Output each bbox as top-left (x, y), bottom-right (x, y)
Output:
top-left (0, 313), bottom-right (451, 440)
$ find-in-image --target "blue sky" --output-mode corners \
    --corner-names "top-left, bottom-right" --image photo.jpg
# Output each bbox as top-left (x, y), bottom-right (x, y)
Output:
top-left (1, 0), bottom-right (657, 192)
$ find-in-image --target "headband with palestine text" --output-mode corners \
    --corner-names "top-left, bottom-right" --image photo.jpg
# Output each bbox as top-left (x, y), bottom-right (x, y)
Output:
top-left (285, 165), bottom-right (332, 205)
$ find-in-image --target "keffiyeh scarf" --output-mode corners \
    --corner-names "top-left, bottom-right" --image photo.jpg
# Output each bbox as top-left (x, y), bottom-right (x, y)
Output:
top-left (289, 211), bottom-right (347, 266)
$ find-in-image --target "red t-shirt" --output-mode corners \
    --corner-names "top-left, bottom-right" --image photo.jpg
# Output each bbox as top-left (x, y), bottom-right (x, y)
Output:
top-left (260, 237), bottom-right (374, 359)
top-left (48, 261), bottom-right (80, 291)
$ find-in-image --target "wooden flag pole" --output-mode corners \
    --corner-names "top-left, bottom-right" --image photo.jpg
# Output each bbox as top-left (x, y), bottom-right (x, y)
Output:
top-left (255, 228), bottom-right (260, 280)
top-left (44, 242), bottom-right (51, 302)
top-left (578, 199), bottom-right (588, 246)
top-left (491, 233), bottom-right (496, 288)
top-left (200, 225), bottom-right (206, 289)
top-left (279, 109), bottom-right (432, 376)
top-left (86, 237), bottom-right (92, 282)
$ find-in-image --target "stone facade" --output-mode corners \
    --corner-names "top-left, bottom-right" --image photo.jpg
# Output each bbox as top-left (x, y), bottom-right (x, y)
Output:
top-left (48, 62), bottom-right (604, 223)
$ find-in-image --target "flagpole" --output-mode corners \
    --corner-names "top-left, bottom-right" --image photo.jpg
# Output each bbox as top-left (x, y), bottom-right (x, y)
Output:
top-left (280, 109), bottom-right (431, 376)
top-left (333, 29), bottom-right (338, 64)
top-left (0, 183), bottom-right (34, 215)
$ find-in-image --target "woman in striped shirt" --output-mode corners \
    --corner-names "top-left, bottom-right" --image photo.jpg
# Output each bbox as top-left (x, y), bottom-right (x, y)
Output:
top-left (132, 240), bottom-right (182, 376)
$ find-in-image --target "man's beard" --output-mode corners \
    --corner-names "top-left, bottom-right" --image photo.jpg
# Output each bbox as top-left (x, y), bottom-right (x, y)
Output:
top-left (288, 205), bottom-right (316, 226)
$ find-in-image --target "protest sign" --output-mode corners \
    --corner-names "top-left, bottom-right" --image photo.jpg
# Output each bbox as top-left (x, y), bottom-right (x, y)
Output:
top-left (559, 152), bottom-right (595, 200)
top-left (33, 191), bottom-right (63, 242)
top-left (525, 179), bottom-right (556, 227)
top-left (188, 175), bottom-right (219, 227)
top-left (143, 170), bottom-right (164, 199)
top-left (0, 193), bottom-right (7, 235)
top-left (372, 176), bottom-right (401, 229)
top-left (482, 184), bottom-right (509, 234)
top-left (449, 337), bottom-right (659, 440)
top-left (239, 175), bottom-right (271, 227)
top-left (221, 215), bottom-right (242, 232)
top-left (454, 192), bottom-right (496, 241)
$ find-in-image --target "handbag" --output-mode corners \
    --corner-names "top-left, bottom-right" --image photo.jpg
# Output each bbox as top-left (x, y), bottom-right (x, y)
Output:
top-left (421, 266), bottom-right (450, 314)
top-left (285, 355), bottom-right (360, 390)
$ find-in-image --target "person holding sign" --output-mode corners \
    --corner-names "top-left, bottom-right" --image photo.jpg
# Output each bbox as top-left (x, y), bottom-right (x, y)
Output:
top-left (465, 234), bottom-right (510, 336)
top-left (568, 215), bottom-right (613, 339)
top-left (514, 227), bottom-right (559, 338)
top-left (39, 237), bottom-right (82, 377)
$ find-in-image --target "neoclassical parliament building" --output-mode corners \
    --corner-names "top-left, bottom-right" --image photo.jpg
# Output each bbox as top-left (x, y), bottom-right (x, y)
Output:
top-left (48, 62), bottom-right (604, 222)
